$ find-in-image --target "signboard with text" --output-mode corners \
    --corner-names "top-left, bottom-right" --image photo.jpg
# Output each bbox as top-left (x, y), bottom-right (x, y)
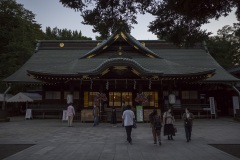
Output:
top-left (62, 110), bottom-right (68, 121)
top-left (232, 96), bottom-right (240, 115)
top-left (209, 97), bottom-right (216, 115)
top-left (25, 109), bottom-right (32, 119)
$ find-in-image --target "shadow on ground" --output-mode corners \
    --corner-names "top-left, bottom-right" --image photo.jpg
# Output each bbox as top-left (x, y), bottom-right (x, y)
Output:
top-left (0, 144), bottom-right (34, 159)
top-left (209, 144), bottom-right (240, 159)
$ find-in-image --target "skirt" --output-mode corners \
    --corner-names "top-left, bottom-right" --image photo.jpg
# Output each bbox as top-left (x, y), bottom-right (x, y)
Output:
top-left (164, 124), bottom-right (175, 136)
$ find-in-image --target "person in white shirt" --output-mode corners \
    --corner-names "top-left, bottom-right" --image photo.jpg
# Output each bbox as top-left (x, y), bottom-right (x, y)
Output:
top-left (122, 105), bottom-right (135, 144)
top-left (67, 103), bottom-right (75, 127)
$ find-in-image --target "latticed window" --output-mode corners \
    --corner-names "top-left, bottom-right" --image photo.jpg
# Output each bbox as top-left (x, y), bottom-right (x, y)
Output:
top-left (84, 92), bottom-right (98, 107)
top-left (109, 92), bottom-right (132, 107)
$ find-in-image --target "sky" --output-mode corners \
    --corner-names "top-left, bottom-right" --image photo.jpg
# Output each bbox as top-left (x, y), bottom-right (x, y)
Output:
top-left (16, 0), bottom-right (239, 40)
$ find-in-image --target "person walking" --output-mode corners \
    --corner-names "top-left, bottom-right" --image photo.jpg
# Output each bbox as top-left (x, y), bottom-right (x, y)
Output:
top-left (93, 104), bottom-right (99, 127)
top-left (121, 101), bottom-right (127, 127)
top-left (163, 108), bottom-right (175, 140)
top-left (122, 105), bottom-right (135, 144)
top-left (67, 103), bottom-right (75, 127)
top-left (182, 108), bottom-right (194, 142)
top-left (111, 107), bottom-right (117, 127)
top-left (149, 109), bottom-right (162, 145)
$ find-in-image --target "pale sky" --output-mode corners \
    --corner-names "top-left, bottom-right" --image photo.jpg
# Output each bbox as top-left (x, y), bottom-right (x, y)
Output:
top-left (16, 0), bottom-right (239, 40)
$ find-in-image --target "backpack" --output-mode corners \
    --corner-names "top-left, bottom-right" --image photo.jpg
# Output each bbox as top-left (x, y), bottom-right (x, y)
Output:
top-left (149, 113), bottom-right (154, 123)
top-left (154, 116), bottom-right (162, 130)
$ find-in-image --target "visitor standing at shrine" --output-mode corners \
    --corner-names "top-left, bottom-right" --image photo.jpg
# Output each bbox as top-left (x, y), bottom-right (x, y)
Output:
top-left (67, 103), bottom-right (75, 127)
top-left (122, 105), bottom-right (135, 144)
top-left (93, 104), bottom-right (99, 126)
top-left (111, 107), bottom-right (117, 127)
top-left (182, 108), bottom-right (194, 142)
top-left (149, 109), bottom-right (162, 145)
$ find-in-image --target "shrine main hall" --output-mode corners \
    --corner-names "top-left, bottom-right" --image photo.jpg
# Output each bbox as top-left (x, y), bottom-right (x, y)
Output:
top-left (3, 29), bottom-right (240, 121)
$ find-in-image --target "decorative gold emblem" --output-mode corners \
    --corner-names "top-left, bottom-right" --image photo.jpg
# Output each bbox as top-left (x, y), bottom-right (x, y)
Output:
top-left (59, 43), bottom-right (64, 47)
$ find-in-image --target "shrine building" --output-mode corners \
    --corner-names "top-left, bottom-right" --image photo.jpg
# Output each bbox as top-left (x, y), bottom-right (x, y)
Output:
top-left (3, 28), bottom-right (240, 121)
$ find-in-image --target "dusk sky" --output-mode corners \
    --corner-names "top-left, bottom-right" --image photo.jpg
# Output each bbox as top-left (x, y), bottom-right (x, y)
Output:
top-left (16, 0), bottom-right (239, 40)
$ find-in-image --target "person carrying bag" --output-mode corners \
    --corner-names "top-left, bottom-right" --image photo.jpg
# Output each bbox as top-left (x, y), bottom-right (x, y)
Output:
top-left (149, 109), bottom-right (162, 145)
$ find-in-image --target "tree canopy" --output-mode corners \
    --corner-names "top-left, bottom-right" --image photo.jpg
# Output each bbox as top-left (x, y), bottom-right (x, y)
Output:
top-left (207, 23), bottom-right (240, 68)
top-left (44, 27), bottom-right (92, 40)
top-left (0, 0), bottom-right (45, 79)
top-left (0, 0), bottom-right (92, 92)
top-left (60, 0), bottom-right (240, 45)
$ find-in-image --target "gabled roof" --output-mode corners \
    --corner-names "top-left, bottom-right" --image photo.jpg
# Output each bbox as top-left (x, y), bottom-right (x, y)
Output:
top-left (80, 29), bottom-right (161, 59)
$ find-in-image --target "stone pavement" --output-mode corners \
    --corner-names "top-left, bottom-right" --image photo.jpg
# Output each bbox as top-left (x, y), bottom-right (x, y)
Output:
top-left (0, 117), bottom-right (240, 160)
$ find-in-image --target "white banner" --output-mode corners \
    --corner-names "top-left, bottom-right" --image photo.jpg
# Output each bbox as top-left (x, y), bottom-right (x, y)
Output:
top-left (209, 97), bottom-right (216, 115)
top-left (232, 96), bottom-right (240, 114)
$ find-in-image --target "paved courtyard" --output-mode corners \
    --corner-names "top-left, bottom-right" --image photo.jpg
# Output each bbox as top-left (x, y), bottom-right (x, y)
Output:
top-left (0, 117), bottom-right (240, 160)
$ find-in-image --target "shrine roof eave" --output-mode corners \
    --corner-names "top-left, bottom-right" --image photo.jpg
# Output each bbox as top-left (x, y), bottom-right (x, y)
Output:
top-left (27, 69), bottom-right (215, 80)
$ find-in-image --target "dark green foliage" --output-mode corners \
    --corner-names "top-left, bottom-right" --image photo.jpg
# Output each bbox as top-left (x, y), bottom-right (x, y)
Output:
top-left (60, 0), bottom-right (240, 45)
top-left (0, 0), bottom-right (45, 81)
top-left (60, 0), bottom-right (156, 39)
top-left (0, 0), bottom-right (93, 92)
top-left (207, 24), bottom-right (240, 68)
top-left (44, 27), bottom-right (92, 40)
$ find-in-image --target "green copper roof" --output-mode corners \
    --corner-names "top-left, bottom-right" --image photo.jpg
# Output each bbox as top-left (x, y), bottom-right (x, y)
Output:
top-left (3, 36), bottom-right (239, 83)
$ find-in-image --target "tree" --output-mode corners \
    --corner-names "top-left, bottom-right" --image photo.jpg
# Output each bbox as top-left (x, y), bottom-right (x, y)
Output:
top-left (60, 0), bottom-right (240, 45)
top-left (60, 0), bottom-right (156, 39)
top-left (207, 24), bottom-right (240, 68)
top-left (0, 0), bottom-right (45, 91)
top-left (44, 27), bottom-right (92, 40)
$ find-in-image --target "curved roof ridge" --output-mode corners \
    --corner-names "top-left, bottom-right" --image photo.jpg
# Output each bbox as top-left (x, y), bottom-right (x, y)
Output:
top-left (79, 58), bottom-right (163, 75)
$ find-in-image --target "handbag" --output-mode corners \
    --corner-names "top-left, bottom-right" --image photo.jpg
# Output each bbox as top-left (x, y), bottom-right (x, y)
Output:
top-left (174, 126), bottom-right (177, 133)
top-left (133, 120), bottom-right (137, 128)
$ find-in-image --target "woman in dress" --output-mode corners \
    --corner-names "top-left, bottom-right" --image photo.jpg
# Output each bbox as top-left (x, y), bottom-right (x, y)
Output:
top-left (163, 108), bottom-right (175, 140)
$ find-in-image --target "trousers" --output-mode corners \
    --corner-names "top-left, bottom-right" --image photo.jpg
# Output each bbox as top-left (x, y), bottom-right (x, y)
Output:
top-left (68, 116), bottom-right (74, 126)
top-left (125, 126), bottom-right (133, 143)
